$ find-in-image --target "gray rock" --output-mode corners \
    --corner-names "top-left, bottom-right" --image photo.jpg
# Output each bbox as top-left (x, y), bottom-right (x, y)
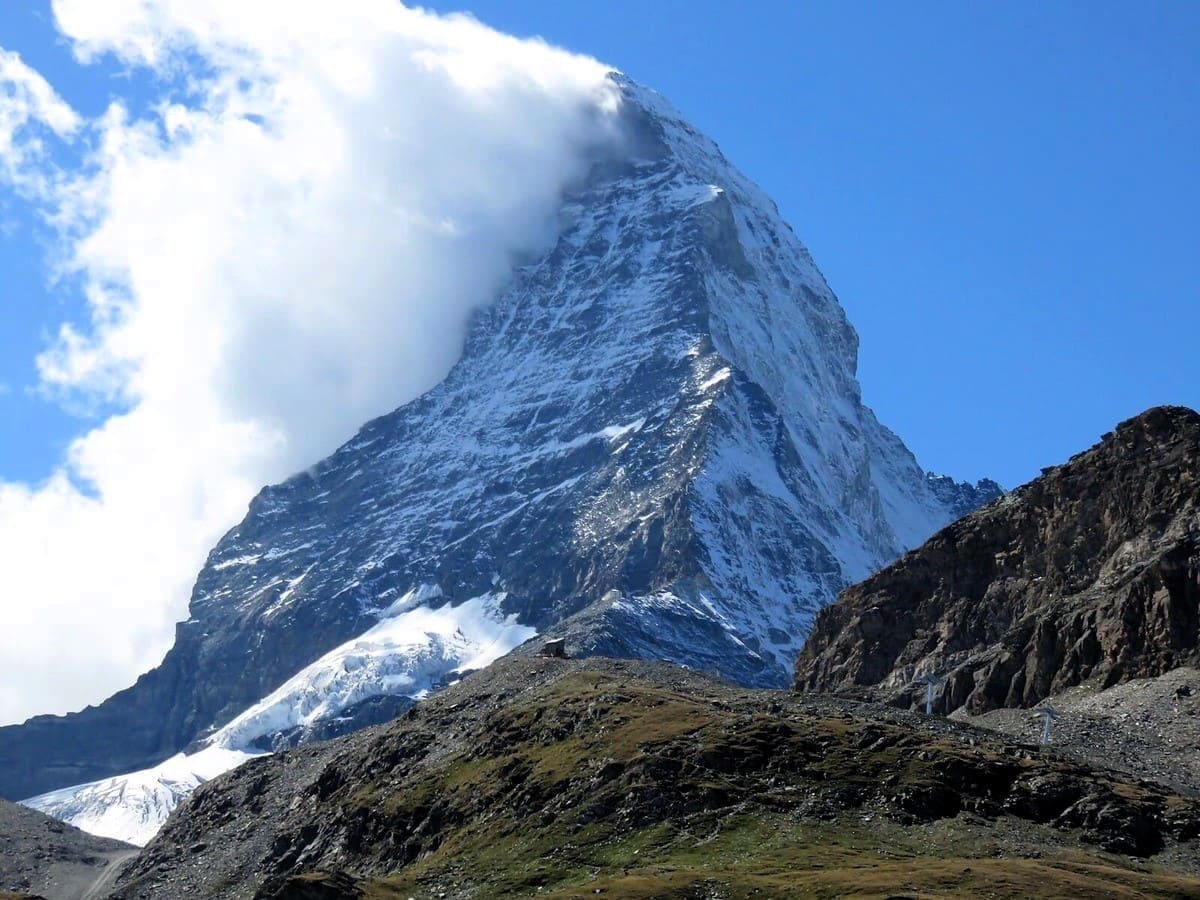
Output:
top-left (0, 798), bottom-right (134, 899)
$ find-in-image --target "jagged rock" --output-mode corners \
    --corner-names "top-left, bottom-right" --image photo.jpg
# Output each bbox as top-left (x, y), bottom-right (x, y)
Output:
top-left (254, 872), bottom-right (363, 900)
top-left (795, 406), bottom-right (1200, 715)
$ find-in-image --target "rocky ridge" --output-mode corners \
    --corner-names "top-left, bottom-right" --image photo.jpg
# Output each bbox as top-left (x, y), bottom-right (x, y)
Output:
top-left (107, 657), bottom-right (1200, 899)
top-left (795, 406), bottom-right (1200, 715)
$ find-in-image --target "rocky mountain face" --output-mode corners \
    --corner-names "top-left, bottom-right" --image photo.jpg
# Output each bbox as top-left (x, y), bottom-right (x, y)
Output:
top-left (0, 76), bottom-right (994, 831)
top-left (795, 406), bottom-right (1200, 714)
top-left (107, 657), bottom-right (1200, 899)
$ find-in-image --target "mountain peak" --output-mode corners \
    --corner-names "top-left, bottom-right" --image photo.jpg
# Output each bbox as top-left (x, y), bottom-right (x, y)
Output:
top-left (5, 77), bottom-right (996, 841)
top-left (1110, 404), bottom-right (1200, 448)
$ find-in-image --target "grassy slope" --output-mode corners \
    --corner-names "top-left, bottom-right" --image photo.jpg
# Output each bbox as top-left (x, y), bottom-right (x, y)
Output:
top-left (251, 666), bottom-right (1200, 899)
top-left (359, 816), bottom-right (1200, 899)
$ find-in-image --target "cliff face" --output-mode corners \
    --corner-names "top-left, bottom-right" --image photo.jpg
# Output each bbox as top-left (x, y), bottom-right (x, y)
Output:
top-left (795, 406), bottom-right (1200, 714)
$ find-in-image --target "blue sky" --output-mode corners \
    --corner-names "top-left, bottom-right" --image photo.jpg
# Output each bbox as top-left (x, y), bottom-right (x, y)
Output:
top-left (2, 1), bottom-right (1198, 489)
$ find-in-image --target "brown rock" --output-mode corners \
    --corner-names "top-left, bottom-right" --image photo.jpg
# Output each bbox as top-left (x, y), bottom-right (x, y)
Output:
top-left (795, 406), bottom-right (1200, 715)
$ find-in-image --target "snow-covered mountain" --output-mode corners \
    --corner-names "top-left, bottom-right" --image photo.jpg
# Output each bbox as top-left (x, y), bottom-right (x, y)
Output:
top-left (3, 75), bottom-right (998, 841)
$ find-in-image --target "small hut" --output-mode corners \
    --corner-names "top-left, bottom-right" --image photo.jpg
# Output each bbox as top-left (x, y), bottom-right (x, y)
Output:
top-left (541, 638), bottom-right (568, 659)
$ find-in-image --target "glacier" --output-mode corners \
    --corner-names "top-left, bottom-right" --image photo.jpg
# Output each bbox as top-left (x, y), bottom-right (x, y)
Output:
top-left (21, 746), bottom-right (257, 847)
top-left (4, 74), bottom-right (999, 840)
top-left (24, 588), bottom-right (533, 845)
top-left (209, 589), bottom-right (534, 752)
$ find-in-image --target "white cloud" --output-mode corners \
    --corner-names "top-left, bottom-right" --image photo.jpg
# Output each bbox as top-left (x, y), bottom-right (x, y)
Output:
top-left (0, 1), bottom-right (621, 724)
top-left (0, 47), bottom-right (80, 194)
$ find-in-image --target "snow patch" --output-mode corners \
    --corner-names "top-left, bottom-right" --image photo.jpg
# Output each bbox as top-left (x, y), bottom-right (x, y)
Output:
top-left (211, 553), bottom-right (261, 571)
top-left (699, 368), bottom-right (731, 392)
top-left (598, 418), bottom-right (645, 441)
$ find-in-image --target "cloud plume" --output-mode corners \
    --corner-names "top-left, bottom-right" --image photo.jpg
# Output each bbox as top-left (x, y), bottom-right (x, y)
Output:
top-left (0, 1), bottom-right (621, 724)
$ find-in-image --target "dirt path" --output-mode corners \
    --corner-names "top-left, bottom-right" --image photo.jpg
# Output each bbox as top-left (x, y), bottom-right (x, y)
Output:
top-left (79, 849), bottom-right (139, 900)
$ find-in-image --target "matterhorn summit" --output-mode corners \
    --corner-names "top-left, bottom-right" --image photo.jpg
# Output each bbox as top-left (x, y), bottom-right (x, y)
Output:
top-left (2, 76), bottom-right (997, 843)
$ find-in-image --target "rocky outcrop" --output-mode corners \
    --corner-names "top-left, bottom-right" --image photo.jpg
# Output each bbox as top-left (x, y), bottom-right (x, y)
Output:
top-left (795, 406), bottom-right (1200, 714)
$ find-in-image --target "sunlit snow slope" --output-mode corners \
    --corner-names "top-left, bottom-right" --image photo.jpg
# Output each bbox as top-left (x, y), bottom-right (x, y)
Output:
top-left (3, 76), bottom-right (998, 839)
top-left (24, 588), bottom-right (532, 844)
top-left (22, 747), bottom-right (257, 847)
